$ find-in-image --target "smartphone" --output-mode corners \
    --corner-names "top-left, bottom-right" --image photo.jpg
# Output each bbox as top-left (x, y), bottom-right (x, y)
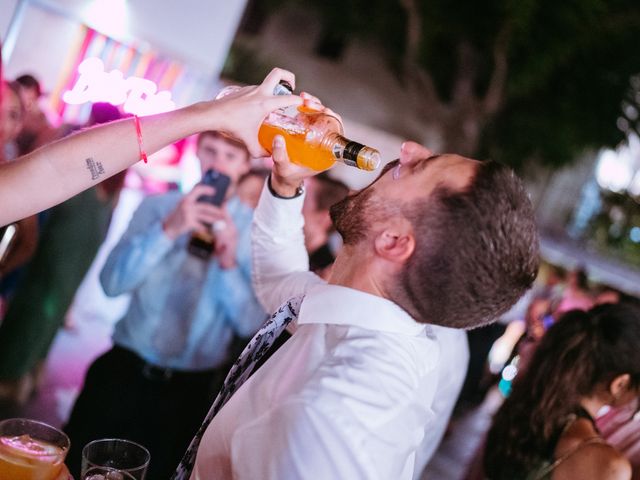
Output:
top-left (197, 169), bottom-right (231, 207)
top-left (187, 169), bottom-right (231, 260)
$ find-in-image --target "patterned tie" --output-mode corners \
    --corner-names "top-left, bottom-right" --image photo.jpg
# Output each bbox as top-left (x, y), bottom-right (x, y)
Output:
top-left (172, 295), bottom-right (304, 480)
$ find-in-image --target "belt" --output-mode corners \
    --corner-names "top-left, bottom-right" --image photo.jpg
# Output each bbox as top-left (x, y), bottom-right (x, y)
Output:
top-left (113, 346), bottom-right (220, 383)
top-left (141, 362), bottom-right (180, 382)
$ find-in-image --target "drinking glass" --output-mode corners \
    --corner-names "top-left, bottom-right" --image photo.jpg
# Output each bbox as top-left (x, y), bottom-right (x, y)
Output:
top-left (81, 439), bottom-right (150, 480)
top-left (0, 417), bottom-right (70, 480)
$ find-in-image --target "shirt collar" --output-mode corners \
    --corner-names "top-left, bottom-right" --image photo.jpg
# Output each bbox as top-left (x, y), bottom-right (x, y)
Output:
top-left (297, 283), bottom-right (428, 337)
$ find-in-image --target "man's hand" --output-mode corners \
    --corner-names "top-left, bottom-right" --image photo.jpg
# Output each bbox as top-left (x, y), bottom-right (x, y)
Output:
top-left (207, 68), bottom-right (303, 158)
top-left (162, 185), bottom-right (225, 240)
top-left (269, 91), bottom-right (336, 197)
top-left (212, 208), bottom-right (239, 269)
top-left (270, 135), bottom-right (317, 197)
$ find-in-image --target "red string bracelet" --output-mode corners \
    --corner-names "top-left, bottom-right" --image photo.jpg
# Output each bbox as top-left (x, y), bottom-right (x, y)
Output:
top-left (133, 115), bottom-right (148, 163)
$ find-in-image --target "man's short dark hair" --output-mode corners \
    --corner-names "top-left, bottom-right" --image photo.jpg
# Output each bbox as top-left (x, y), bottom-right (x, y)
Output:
top-left (392, 160), bottom-right (539, 329)
top-left (197, 130), bottom-right (250, 160)
top-left (6, 81), bottom-right (25, 114)
top-left (15, 74), bottom-right (42, 97)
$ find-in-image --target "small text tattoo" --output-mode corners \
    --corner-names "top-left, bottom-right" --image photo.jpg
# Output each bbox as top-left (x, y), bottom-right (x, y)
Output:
top-left (85, 157), bottom-right (106, 181)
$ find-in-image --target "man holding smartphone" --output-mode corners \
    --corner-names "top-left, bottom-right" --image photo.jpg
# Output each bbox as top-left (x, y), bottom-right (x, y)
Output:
top-left (64, 131), bottom-right (265, 479)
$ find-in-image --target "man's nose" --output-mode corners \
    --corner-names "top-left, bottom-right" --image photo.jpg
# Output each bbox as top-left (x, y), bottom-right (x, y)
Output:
top-left (399, 141), bottom-right (433, 166)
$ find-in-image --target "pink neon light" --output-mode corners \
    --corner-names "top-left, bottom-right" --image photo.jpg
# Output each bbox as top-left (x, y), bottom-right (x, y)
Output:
top-left (63, 57), bottom-right (176, 116)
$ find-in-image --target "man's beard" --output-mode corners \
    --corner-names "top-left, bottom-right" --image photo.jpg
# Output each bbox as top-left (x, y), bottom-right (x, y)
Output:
top-left (330, 187), bottom-right (402, 246)
top-left (329, 188), bottom-right (373, 246)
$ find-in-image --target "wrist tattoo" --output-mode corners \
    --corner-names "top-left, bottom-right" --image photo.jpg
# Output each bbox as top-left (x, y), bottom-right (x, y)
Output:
top-left (85, 157), bottom-right (106, 181)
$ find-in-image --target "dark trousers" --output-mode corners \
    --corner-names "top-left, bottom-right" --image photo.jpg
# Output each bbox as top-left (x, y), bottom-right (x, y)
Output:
top-left (64, 346), bottom-right (227, 480)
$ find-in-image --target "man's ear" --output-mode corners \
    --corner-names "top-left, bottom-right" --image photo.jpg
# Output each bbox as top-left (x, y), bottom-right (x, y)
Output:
top-left (610, 373), bottom-right (632, 402)
top-left (373, 219), bottom-right (415, 264)
top-left (318, 210), bottom-right (333, 233)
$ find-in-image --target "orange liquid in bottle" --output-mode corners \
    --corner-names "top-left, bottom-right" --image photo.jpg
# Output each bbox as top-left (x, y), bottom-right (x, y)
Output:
top-left (0, 435), bottom-right (65, 480)
top-left (258, 123), bottom-right (336, 171)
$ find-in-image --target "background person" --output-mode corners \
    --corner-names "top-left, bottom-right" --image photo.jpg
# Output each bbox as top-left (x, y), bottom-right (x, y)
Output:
top-left (0, 103), bottom-right (126, 406)
top-left (13, 73), bottom-right (59, 155)
top-left (484, 303), bottom-right (640, 480)
top-left (0, 81), bottom-right (38, 319)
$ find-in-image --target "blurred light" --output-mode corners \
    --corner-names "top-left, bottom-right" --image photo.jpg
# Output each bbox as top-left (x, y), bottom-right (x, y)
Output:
top-left (630, 227), bottom-right (640, 243)
top-left (630, 171), bottom-right (640, 197)
top-left (82, 0), bottom-right (129, 39)
top-left (596, 149), bottom-right (634, 193)
top-left (617, 117), bottom-right (630, 132)
top-left (501, 364), bottom-right (518, 382)
top-left (498, 378), bottom-right (512, 398)
top-left (623, 103), bottom-right (638, 121)
top-left (63, 58), bottom-right (176, 116)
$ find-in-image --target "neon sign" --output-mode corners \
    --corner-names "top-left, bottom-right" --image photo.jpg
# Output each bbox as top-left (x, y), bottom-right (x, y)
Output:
top-left (63, 58), bottom-right (176, 116)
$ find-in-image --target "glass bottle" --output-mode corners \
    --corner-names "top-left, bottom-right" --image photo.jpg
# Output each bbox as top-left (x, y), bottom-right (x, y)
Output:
top-left (218, 83), bottom-right (381, 171)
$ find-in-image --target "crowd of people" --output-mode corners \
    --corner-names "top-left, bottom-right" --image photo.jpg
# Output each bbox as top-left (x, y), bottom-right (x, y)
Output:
top-left (456, 264), bottom-right (640, 480)
top-left (1, 45), bottom-right (640, 480)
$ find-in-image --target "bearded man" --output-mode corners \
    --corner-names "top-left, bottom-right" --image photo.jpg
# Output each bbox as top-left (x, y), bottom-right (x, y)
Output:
top-left (177, 137), bottom-right (539, 480)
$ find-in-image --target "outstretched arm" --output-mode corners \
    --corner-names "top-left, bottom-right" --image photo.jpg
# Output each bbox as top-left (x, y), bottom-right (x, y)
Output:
top-left (0, 68), bottom-right (301, 226)
top-left (252, 134), bottom-right (325, 313)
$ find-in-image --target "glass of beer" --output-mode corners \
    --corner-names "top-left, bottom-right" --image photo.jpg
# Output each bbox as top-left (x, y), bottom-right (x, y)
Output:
top-left (0, 418), bottom-right (70, 480)
top-left (81, 438), bottom-right (150, 480)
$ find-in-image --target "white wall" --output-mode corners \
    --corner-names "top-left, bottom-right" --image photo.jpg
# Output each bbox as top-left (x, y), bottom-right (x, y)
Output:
top-left (3, 3), bottom-right (80, 95)
top-left (2, 0), bottom-right (247, 101)
top-left (0, 0), bottom-right (21, 40)
top-left (31, 0), bottom-right (247, 75)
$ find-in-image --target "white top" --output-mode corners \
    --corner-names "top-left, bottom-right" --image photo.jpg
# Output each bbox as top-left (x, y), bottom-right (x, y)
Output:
top-left (192, 182), bottom-right (448, 480)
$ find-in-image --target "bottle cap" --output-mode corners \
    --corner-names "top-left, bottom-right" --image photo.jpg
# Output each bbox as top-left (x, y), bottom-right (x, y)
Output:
top-left (356, 147), bottom-right (381, 171)
top-left (342, 141), bottom-right (381, 171)
top-left (273, 80), bottom-right (293, 96)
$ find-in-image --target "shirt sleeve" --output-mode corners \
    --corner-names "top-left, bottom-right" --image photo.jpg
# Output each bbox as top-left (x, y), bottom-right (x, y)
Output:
top-left (252, 180), bottom-right (325, 314)
top-left (100, 196), bottom-right (174, 296)
top-left (230, 400), bottom-right (377, 480)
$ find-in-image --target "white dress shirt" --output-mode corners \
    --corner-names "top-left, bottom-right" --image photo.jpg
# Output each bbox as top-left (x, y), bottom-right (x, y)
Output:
top-left (412, 326), bottom-right (469, 479)
top-left (192, 182), bottom-right (442, 480)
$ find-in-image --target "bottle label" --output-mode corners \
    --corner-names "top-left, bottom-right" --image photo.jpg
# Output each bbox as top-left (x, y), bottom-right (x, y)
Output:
top-left (332, 144), bottom-right (356, 167)
top-left (340, 141), bottom-right (365, 167)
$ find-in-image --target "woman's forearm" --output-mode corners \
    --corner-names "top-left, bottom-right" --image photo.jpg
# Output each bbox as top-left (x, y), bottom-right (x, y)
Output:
top-left (0, 67), bottom-right (300, 227)
top-left (0, 102), bottom-right (209, 226)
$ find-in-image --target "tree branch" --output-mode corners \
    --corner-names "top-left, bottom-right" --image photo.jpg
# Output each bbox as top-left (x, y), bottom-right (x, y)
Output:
top-left (483, 22), bottom-right (511, 116)
top-left (399, 0), bottom-right (443, 111)
top-left (452, 40), bottom-right (479, 106)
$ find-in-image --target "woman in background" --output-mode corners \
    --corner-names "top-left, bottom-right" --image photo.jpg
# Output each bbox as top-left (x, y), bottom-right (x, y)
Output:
top-left (0, 103), bottom-right (127, 405)
top-left (484, 303), bottom-right (640, 480)
top-left (0, 81), bottom-right (38, 317)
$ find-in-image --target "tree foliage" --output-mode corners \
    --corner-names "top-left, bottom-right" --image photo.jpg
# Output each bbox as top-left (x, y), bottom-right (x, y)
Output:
top-left (258, 0), bottom-right (640, 168)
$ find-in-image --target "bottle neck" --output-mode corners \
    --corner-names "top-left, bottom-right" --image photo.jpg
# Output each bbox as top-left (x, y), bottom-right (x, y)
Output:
top-left (322, 132), bottom-right (381, 171)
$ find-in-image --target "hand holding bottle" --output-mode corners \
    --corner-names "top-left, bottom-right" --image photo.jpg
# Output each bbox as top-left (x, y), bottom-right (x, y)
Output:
top-left (258, 88), bottom-right (380, 172)
top-left (270, 134), bottom-right (316, 197)
top-left (269, 92), bottom-right (341, 196)
top-left (206, 68), bottom-right (302, 157)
